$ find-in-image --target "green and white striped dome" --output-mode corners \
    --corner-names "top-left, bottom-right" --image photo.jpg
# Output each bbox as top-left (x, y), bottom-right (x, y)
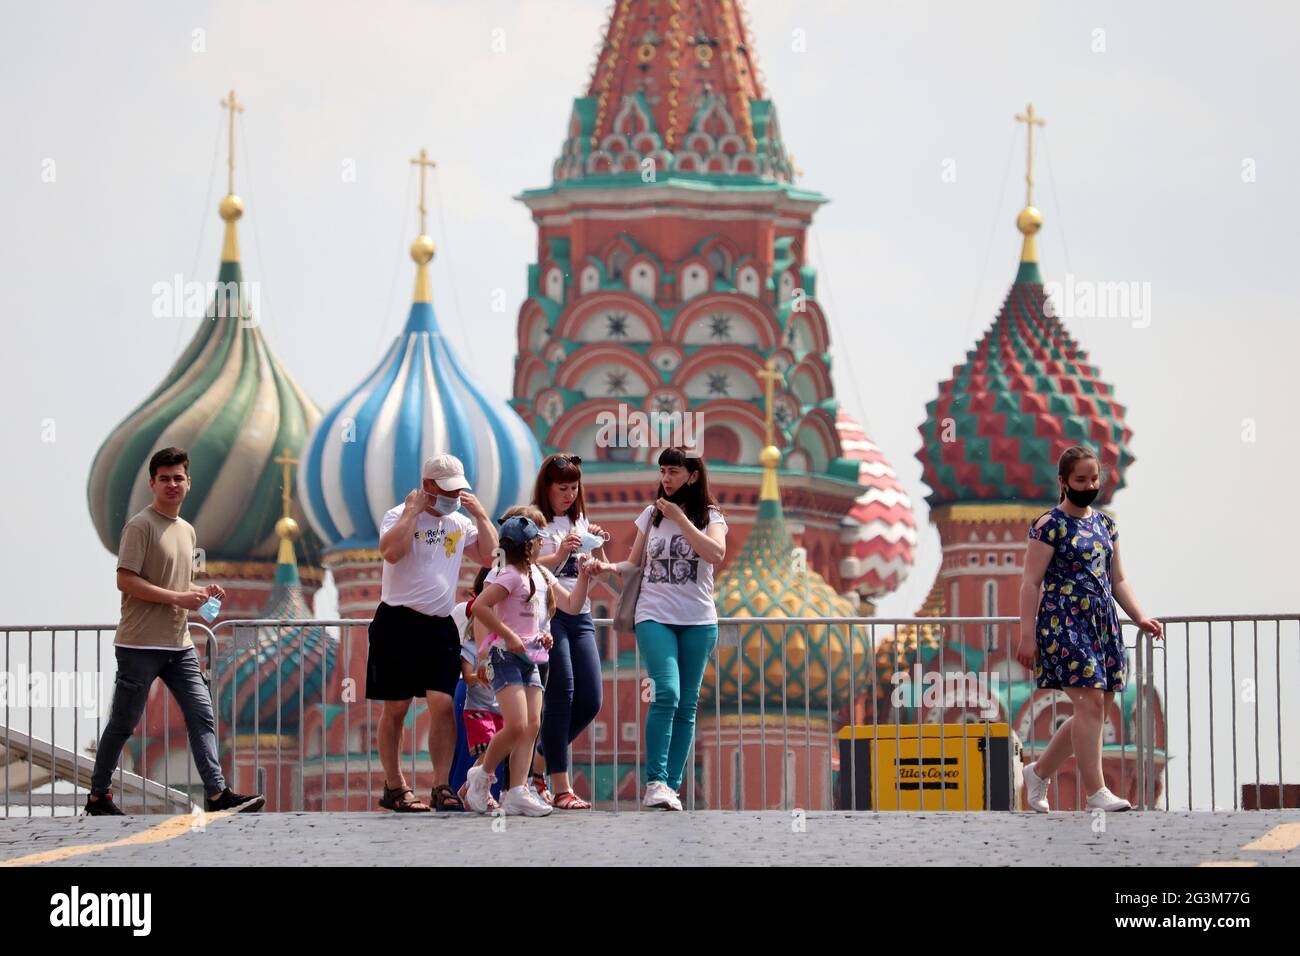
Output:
top-left (87, 202), bottom-right (322, 562)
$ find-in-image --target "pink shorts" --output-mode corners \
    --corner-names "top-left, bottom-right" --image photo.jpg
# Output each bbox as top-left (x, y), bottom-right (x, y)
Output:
top-left (464, 710), bottom-right (504, 755)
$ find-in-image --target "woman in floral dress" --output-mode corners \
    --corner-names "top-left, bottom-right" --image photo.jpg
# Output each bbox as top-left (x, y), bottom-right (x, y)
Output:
top-left (1015, 445), bottom-right (1163, 813)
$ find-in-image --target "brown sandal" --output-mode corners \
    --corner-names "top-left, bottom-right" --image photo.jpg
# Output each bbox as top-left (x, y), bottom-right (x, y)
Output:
top-left (379, 785), bottom-right (431, 812)
top-left (430, 783), bottom-right (465, 812)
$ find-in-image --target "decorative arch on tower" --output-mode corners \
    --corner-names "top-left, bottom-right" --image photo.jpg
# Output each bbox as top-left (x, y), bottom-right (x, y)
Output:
top-left (696, 236), bottom-right (740, 285)
top-left (788, 354), bottom-right (834, 407)
top-left (517, 297), bottom-right (557, 356)
top-left (790, 408), bottom-right (841, 474)
top-left (675, 91), bottom-right (760, 176)
top-left (556, 291), bottom-right (662, 345)
top-left (513, 353), bottom-right (551, 402)
top-left (599, 235), bottom-right (640, 286)
top-left (669, 293), bottom-right (779, 349)
top-left (555, 344), bottom-right (659, 401)
top-left (677, 256), bottom-right (712, 302)
top-left (733, 255), bottom-right (764, 298)
top-left (625, 253), bottom-right (661, 301)
top-left (587, 94), bottom-right (671, 177)
top-left (541, 259), bottom-right (567, 304)
top-left (693, 398), bottom-right (767, 466)
top-left (578, 256), bottom-right (606, 297)
top-left (674, 345), bottom-right (767, 402)
top-left (545, 397), bottom-right (656, 464)
top-left (779, 299), bottom-right (831, 355)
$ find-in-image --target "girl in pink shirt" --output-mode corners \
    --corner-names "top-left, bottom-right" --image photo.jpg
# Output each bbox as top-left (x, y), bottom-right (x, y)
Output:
top-left (465, 511), bottom-right (600, 816)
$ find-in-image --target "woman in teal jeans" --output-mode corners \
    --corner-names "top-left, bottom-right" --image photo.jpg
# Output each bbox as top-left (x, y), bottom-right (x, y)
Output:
top-left (614, 447), bottom-right (727, 811)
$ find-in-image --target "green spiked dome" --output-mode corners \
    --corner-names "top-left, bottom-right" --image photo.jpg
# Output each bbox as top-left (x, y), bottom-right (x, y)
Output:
top-left (87, 186), bottom-right (322, 564)
top-left (916, 203), bottom-right (1135, 508)
top-left (706, 445), bottom-right (870, 712)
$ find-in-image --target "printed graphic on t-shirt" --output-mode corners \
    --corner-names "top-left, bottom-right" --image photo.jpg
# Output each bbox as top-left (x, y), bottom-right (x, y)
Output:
top-left (556, 550), bottom-right (580, 578)
top-left (412, 526), bottom-right (465, 557)
top-left (646, 534), bottom-right (699, 584)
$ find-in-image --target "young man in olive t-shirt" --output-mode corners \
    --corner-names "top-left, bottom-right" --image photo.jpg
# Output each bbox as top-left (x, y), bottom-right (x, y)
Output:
top-left (85, 447), bottom-right (265, 815)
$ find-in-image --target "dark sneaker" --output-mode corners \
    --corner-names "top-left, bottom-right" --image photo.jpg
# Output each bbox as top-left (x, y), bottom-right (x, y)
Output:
top-left (205, 788), bottom-right (266, 813)
top-left (83, 791), bottom-right (126, 816)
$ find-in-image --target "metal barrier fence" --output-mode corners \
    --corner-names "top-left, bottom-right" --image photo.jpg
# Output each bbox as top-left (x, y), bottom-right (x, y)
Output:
top-left (2, 615), bottom-right (1295, 815)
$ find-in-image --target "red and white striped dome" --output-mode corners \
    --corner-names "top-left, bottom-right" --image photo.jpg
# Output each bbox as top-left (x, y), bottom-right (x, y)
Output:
top-left (835, 410), bottom-right (917, 599)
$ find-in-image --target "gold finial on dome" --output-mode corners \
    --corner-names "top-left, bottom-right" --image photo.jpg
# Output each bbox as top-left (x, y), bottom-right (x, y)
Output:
top-left (273, 447), bottom-right (300, 565)
top-left (1014, 103), bottom-right (1047, 264)
top-left (409, 148), bottom-right (438, 303)
top-left (757, 358), bottom-right (785, 502)
top-left (219, 90), bottom-right (246, 262)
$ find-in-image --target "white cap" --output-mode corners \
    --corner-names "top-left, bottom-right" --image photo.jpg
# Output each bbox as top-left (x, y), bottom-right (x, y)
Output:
top-left (421, 453), bottom-right (470, 491)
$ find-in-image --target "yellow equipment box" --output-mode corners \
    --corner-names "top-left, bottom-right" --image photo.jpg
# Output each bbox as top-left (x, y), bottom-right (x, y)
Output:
top-left (836, 723), bottom-right (1023, 811)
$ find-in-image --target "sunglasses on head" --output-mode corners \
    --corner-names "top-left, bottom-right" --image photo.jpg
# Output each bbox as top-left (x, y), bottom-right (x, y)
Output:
top-left (550, 455), bottom-right (582, 470)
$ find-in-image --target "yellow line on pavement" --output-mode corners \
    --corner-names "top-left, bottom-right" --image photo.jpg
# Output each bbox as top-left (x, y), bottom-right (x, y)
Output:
top-left (1241, 823), bottom-right (1300, 852)
top-left (0, 811), bottom-right (233, 867)
top-left (1199, 860), bottom-right (1259, 867)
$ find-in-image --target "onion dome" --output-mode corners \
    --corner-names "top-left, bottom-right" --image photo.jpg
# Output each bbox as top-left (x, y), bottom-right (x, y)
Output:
top-left (87, 93), bottom-right (323, 564)
top-left (215, 502), bottom-right (336, 734)
top-left (916, 171), bottom-right (1134, 508)
top-left (834, 410), bottom-right (917, 599)
top-left (553, 1), bottom-right (794, 184)
top-left (705, 365), bottom-right (869, 711)
top-left (299, 151), bottom-right (541, 549)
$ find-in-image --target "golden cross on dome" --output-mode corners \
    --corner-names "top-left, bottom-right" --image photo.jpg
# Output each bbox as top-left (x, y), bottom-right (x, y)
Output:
top-left (757, 358), bottom-right (783, 448)
top-left (1014, 103), bottom-right (1047, 207)
top-left (409, 148), bottom-right (437, 236)
top-left (220, 90), bottom-right (244, 195)
top-left (273, 447), bottom-right (298, 521)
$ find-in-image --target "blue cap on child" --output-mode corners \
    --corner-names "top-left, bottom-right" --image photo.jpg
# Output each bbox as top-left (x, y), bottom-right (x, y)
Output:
top-left (497, 515), bottom-right (542, 547)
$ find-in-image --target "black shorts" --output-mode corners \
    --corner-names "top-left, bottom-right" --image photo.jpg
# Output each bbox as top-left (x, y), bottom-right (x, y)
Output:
top-left (365, 602), bottom-right (461, 701)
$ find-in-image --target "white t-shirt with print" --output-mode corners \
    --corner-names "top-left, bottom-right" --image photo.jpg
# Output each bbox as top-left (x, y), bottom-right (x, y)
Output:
top-left (378, 506), bottom-right (478, 617)
top-left (539, 513), bottom-right (594, 615)
top-left (633, 504), bottom-right (727, 627)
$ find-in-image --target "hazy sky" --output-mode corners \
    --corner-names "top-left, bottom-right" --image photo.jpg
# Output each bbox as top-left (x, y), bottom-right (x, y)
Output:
top-left (2, 0), bottom-right (1298, 627)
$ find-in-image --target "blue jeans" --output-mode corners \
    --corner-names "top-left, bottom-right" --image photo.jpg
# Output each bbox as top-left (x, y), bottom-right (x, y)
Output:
top-left (540, 609), bottom-right (603, 773)
top-left (634, 621), bottom-right (718, 791)
top-left (488, 645), bottom-right (543, 691)
top-left (91, 646), bottom-right (226, 795)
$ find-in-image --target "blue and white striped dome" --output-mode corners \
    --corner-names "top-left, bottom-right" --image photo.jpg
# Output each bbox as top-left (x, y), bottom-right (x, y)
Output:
top-left (299, 299), bottom-right (541, 550)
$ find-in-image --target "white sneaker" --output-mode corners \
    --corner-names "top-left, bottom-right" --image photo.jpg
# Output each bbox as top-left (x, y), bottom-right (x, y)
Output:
top-left (523, 781), bottom-right (551, 810)
top-left (464, 765), bottom-right (495, 814)
top-left (1023, 762), bottom-right (1050, 813)
top-left (1085, 787), bottom-right (1132, 812)
top-left (643, 781), bottom-right (682, 811)
top-left (502, 784), bottom-right (552, 816)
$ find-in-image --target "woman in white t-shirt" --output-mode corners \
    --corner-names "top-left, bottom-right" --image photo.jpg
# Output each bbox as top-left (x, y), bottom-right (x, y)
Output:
top-left (531, 453), bottom-right (608, 810)
top-left (612, 447), bottom-right (727, 811)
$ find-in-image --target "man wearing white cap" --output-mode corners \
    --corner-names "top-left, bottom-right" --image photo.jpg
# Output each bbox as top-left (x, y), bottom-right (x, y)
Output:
top-left (370, 453), bottom-right (498, 812)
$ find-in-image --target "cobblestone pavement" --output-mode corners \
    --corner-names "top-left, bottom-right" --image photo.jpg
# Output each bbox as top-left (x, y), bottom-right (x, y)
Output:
top-left (1, 810), bottom-right (1297, 866)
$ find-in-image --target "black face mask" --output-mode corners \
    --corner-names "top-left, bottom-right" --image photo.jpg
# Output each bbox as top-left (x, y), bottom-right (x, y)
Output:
top-left (664, 478), bottom-right (695, 505)
top-left (1064, 486), bottom-right (1099, 508)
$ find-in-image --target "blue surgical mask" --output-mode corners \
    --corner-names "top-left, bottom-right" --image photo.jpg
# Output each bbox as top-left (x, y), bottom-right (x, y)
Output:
top-left (198, 596), bottom-right (221, 623)
top-left (578, 531), bottom-right (606, 553)
top-left (433, 495), bottom-right (461, 515)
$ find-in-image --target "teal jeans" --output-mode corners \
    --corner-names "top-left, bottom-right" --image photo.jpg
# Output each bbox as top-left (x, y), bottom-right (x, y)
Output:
top-left (634, 620), bottom-right (718, 791)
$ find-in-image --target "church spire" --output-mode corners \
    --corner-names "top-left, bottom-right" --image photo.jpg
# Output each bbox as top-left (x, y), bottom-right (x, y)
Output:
top-left (218, 89), bottom-right (245, 263)
top-left (1014, 103), bottom-right (1046, 281)
top-left (409, 148), bottom-right (437, 304)
top-left (273, 447), bottom-right (302, 583)
top-left (756, 357), bottom-right (784, 504)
